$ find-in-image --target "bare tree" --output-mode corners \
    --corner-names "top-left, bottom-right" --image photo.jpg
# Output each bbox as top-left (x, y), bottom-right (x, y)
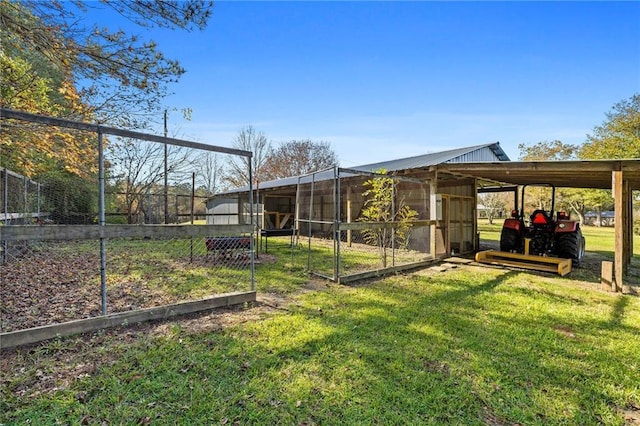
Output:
top-left (262, 139), bottom-right (338, 180)
top-left (108, 138), bottom-right (190, 223)
top-left (225, 126), bottom-right (272, 188)
top-left (198, 152), bottom-right (226, 195)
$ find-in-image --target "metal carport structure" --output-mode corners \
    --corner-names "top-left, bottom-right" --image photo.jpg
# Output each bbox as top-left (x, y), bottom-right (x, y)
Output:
top-left (434, 159), bottom-right (640, 291)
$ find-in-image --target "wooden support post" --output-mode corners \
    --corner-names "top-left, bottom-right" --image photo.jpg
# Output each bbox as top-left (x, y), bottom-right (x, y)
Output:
top-left (445, 195), bottom-right (451, 255)
top-left (320, 196), bottom-right (324, 233)
top-left (473, 179), bottom-right (478, 251)
top-left (601, 261), bottom-right (614, 292)
top-left (429, 178), bottom-right (437, 258)
top-left (613, 170), bottom-right (624, 292)
top-left (625, 179), bottom-right (632, 266)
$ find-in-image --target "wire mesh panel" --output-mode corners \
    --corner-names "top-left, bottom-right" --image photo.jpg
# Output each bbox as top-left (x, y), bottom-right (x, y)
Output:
top-left (0, 239), bottom-right (101, 331)
top-left (296, 169), bottom-right (338, 279)
top-left (337, 172), bottom-right (432, 279)
top-left (295, 167), bottom-right (433, 282)
top-left (305, 224), bottom-right (336, 279)
top-left (103, 136), bottom-right (218, 225)
top-left (0, 169), bottom-right (43, 225)
top-left (105, 233), bottom-right (253, 306)
top-left (338, 223), bottom-right (432, 277)
top-left (0, 110), bottom-right (254, 335)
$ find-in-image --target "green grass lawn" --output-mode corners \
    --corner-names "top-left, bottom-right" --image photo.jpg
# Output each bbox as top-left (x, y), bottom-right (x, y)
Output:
top-left (3, 257), bottom-right (640, 424)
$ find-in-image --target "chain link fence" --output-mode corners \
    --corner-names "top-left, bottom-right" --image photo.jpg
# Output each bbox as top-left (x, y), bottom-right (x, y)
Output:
top-left (0, 110), bottom-right (255, 336)
top-left (0, 169), bottom-right (43, 226)
top-left (296, 167), bottom-right (434, 282)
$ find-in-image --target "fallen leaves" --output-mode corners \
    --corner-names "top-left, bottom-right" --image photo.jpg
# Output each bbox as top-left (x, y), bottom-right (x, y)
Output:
top-left (0, 243), bottom-right (185, 332)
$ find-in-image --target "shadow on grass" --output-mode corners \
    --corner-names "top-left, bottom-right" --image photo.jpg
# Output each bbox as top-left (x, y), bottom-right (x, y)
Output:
top-left (263, 269), bottom-right (640, 424)
top-left (4, 261), bottom-right (640, 425)
top-left (610, 295), bottom-right (630, 326)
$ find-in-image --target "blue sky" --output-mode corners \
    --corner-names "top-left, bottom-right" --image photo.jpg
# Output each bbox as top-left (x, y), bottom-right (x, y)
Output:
top-left (97, 1), bottom-right (639, 166)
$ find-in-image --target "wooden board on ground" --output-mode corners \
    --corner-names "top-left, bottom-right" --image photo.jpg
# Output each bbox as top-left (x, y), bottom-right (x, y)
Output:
top-left (475, 250), bottom-right (572, 277)
top-left (0, 291), bottom-right (256, 349)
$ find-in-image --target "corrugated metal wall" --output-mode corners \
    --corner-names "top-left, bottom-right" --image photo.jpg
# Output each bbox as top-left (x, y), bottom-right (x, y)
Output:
top-left (447, 146), bottom-right (500, 163)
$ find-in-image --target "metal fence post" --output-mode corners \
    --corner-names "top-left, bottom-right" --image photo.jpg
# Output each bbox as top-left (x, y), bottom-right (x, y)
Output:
top-left (37, 182), bottom-right (41, 219)
top-left (308, 173), bottom-right (315, 272)
top-left (334, 166), bottom-right (340, 281)
top-left (249, 157), bottom-right (255, 292)
top-left (2, 169), bottom-right (6, 261)
top-left (98, 130), bottom-right (107, 315)
top-left (392, 176), bottom-right (396, 267)
top-left (3, 168), bottom-right (8, 224)
top-left (190, 172), bottom-right (195, 263)
top-left (23, 175), bottom-right (27, 220)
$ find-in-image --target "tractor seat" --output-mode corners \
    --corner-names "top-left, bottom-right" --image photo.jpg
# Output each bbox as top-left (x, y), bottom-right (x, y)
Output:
top-left (530, 209), bottom-right (554, 226)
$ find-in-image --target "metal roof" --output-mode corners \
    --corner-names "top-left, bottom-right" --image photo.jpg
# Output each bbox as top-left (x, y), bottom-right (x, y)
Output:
top-left (350, 142), bottom-right (509, 173)
top-left (218, 142), bottom-right (509, 196)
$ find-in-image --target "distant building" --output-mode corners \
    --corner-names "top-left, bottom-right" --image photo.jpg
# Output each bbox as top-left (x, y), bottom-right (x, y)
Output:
top-left (585, 211), bottom-right (615, 227)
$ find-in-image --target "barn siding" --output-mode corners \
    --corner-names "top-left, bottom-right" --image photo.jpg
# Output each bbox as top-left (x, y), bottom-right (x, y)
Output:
top-left (447, 146), bottom-right (501, 163)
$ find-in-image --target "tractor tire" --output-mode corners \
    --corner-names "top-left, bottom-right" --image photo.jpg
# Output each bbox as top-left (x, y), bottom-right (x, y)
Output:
top-left (500, 228), bottom-right (522, 253)
top-left (556, 229), bottom-right (585, 266)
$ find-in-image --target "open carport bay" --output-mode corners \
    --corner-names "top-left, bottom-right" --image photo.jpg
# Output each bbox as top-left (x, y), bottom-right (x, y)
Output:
top-left (437, 159), bottom-right (640, 290)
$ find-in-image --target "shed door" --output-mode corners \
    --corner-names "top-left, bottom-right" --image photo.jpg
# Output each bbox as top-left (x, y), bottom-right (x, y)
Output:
top-left (448, 195), bottom-right (475, 254)
top-left (436, 195), bottom-right (475, 256)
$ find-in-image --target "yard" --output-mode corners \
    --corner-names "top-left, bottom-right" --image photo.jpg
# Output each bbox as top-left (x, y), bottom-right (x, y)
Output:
top-left (1, 225), bottom-right (640, 424)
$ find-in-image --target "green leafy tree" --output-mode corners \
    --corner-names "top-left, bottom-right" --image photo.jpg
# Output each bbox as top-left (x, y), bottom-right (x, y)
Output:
top-left (358, 170), bottom-right (418, 268)
top-left (1, 0), bottom-right (213, 125)
top-left (581, 94), bottom-right (640, 160)
top-left (0, 38), bottom-right (96, 178)
top-left (39, 170), bottom-right (97, 224)
top-left (1, 0), bottom-right (212, 221)
top-left (518, 140), bottom-right (578, 161)
top-left (580, 94), bottom-right (640, 232)
top-left (478, 192), bottom-right (510, 224)
top-left (517, 140), bottom-right (611, 224)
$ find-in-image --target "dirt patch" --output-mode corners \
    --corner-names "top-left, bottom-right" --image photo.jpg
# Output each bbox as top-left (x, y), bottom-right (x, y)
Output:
top-left (553, 324), bottom-right (577, 339)
top-left (618, 403), bottom-right (640, 424)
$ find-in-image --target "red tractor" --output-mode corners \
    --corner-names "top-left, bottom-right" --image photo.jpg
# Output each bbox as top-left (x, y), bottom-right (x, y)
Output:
top-left (499, 184), bottom-right (585, 265)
